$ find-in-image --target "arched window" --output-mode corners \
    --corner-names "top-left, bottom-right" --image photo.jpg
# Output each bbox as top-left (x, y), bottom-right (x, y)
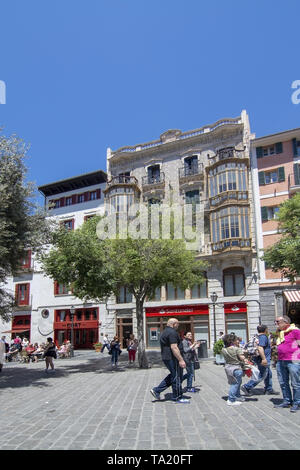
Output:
top-left (223, 267), bottom-right (245, 297)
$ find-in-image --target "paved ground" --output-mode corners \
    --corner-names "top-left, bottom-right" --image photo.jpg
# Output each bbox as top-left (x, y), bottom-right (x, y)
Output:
top-left (0, 350), bottom-right (300, 451)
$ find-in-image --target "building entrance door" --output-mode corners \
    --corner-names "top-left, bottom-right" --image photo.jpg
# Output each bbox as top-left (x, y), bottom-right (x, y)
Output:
top-left (117, 318), bottom-right (133, 348)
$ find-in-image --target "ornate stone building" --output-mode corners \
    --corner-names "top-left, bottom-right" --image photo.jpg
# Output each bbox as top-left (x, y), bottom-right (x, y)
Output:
top-left (104, 110), bottom-right (260, 349)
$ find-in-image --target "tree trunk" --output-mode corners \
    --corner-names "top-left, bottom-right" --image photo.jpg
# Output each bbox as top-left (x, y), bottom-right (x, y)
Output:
top-left (136, 297), bottom-right (149, 368)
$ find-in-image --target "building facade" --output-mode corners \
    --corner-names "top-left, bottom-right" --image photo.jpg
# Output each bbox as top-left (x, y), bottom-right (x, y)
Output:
top-left (104, 110), bottom-right (260, 349)
top-left (251, 128), bottom-right (300, 330)
top-left (0, 170), bottom-right (115, 348)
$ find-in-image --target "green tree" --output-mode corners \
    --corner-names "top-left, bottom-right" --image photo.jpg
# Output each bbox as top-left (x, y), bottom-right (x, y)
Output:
top-left (0, 132), bottom-right (51, 320)
top-left (262, 193), bottom-right (300, 282)
top-left (40, 216), bottom-right (208, 368)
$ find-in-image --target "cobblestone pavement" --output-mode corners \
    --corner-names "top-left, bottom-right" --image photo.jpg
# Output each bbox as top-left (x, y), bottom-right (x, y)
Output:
top-left (0, 350), bottom-right (300, 451)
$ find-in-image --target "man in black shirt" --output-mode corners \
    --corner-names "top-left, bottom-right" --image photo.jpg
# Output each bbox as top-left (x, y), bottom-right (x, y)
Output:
top-left (150, 318), bottom-right (189, 403)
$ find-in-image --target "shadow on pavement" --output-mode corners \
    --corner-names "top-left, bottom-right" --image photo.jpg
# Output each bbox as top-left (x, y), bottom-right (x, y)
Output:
top-left (0, 350), bottom-right (166, 390)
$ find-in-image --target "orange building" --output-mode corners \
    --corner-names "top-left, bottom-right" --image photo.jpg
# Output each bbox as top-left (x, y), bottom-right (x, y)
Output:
top-left (251, 128), bottom-right (300, 328)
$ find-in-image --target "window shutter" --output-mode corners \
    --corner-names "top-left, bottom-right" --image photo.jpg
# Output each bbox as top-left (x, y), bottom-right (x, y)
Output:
top-left (60, 197), bottom-right (65, 207)
top-left (294, 163), bottom-right (300, 185)
top-left (96, 189), bottom-right (101, 199)
top-left (261, 206), bottom-right (268, 221)
top-left (292, 138), bottom-right (298, 157)
top-left (278, 166), bottom-right (285, 182)
top-left (72, 194), bottom-right (77, 204)
top-left (275, 142), bottom-right (283, 154)
top-left (256, 147), bottom-right (263, 158)
top-left (258, 171), bottom-right (265, 185)
top-left (15, 284), bottom-right (19, 304)
top-left (84, 192), bottom-right (89, 202)
top-left (54, 281), bottom-right (58, 295)
top-left (25, 284), bottom-right (30, 305)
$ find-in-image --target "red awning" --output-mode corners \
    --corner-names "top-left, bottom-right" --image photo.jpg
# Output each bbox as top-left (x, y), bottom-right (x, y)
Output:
top-left (284, 290), bottom-right (300, 303)
top-left (1, 329), bottom-right (30, 334)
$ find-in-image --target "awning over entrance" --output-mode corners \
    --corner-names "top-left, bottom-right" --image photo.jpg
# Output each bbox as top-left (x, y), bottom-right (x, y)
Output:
top-left (284, 290), bottom-right (300, 303)
top-left (1, 329), bottom-right (30, 334)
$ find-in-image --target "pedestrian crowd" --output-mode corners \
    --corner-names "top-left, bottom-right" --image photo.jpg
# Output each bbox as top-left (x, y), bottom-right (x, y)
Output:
top-left (0, 335), bottom-right (73, 373)
top-left (150, 315), bottom-right (300, 412)
top-left (100, 333), bottom-right (138, 367)
top-left (1, 315), bottom-right (300, 413)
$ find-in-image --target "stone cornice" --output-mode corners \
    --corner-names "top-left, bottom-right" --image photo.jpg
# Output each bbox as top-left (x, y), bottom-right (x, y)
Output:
top-left (109, 119), bottom-right (244, 165)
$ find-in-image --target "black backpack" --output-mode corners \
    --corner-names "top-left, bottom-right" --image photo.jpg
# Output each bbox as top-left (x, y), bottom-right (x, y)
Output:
top-left (5, 343), bottom-right (9, 353)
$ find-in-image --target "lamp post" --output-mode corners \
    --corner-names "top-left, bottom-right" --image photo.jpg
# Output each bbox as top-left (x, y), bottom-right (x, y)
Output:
top-left (70, 305), bottom-right (75, 357)
top-left (210, 291), bottom-right (218, 344)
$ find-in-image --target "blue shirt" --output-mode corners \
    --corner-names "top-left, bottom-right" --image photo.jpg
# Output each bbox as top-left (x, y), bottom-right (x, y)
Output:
top-left (255, 334), bottom-right (271, 364)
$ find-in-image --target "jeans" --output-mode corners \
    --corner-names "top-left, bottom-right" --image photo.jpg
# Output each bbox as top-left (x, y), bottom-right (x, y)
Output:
top-left (276, 360), bottom-right (300, 405)
top-left (111, 349), bottom-right (119, 365)
top-left (228, 369), bottom-right (243, 402)
top-left (101, 343), bottom-right (110, 353)
top-left (182, 362), bottom-right (194, 389)
top-left (153, 358), bottom-right (183, 400)
top-left (244, 363), bottom-right (273, 392)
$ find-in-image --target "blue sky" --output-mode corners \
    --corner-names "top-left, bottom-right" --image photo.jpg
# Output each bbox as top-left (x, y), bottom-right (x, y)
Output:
top-left (0, 0), bottom-right (299, 201)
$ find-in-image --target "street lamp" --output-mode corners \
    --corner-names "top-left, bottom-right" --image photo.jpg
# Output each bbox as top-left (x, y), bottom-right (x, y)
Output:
top-left (210, 291), bottom-right (218, 344)
top-left (70, 305), bottom-right (76, 357)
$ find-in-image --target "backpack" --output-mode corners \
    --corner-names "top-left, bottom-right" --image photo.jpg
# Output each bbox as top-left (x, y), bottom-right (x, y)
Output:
top-left (243, 334), bottom-right (260, 358)
top-left (5, 342), bottom-right (9, 353)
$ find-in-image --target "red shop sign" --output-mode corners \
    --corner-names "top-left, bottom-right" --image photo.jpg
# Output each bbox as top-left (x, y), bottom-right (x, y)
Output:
top-left (53, 320), bottom-right (99, 330)
top-left (146, 304), bottom-right (209, 317)
top-left (224, 302), bottom-right (247, 314)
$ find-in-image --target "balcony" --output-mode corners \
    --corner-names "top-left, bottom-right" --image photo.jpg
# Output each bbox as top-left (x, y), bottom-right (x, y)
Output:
top-left (178, 163), bottom-right (204, 187)
top-left (142, 173), bottom-right (165, 195)
top-left (209, 191), bottom-right (249, 208)
top-left (104, 175), bottom-right (141, 195)
top-left (211, 238), bottom-right (252, 253)
top-left (209, 148), bottom-right (247, 166)
top-left (288, 173), bottom-right (300, 194)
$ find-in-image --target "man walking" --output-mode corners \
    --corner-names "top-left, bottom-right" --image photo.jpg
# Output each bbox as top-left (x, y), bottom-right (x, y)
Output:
top-left (101, 334), bottom-right (110, 353)
top-left (150, 318), bottom-right (189, 403)
top-left (273, 315), bottom-right (300, 412)
top-left (241, 325), bottom-right (277, 396)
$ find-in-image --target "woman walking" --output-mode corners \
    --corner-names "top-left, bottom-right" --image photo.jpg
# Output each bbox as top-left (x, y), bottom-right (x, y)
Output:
top-left (110, 336), bottom-right (121, 368)
top-left (43, 337), bottom-right (57, 373)
top-left (222, 333), bottom-right (250, 406)
top-left (126, 334), bottom-right (138, 364)
top-left (182, 332), bottom-right (200, 392)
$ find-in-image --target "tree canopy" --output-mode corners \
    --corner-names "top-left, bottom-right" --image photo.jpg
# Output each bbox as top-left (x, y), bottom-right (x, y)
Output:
top-left (0, 132), bottom-right (51, 320)
top-left (262, 193), bottom-right (300, 282)
top-left (40, 216), bottom-right (208, 367)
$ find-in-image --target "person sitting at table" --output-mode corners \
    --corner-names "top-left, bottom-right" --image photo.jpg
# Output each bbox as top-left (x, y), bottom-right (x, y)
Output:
top-left (31, 343), bottom-right (45, 362)
top-left (57, 343), bottom-right (67, 358)
top-left (25, 343), bottom-right (36, 362)
top-left (6, 343), bottom-right (19, 362)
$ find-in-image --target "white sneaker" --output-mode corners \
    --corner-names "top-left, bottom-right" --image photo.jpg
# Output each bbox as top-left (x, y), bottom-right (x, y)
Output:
top-left (227, 400), bottom-right (242, 406)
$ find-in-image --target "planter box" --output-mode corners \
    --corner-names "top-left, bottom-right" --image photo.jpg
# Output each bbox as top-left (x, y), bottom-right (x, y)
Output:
top-left (215, 353), bottom-right (225, 365)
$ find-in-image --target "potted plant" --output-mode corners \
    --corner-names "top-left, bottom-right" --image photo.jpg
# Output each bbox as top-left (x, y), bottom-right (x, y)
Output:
top-left (213, 339), bottom-right (225, 365)
top-left (93, 342), bottom-right (102, 352)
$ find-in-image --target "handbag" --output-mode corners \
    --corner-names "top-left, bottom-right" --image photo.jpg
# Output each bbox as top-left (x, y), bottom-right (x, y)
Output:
top-left (251, 365), bottom-right (260, 381)
top-left (194, 359), bottom-right (200, 370)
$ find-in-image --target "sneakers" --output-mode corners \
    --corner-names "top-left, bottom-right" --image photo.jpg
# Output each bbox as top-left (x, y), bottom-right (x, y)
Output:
top-left (174, 398), bottom-right (190, 404)
top-left (264, 389), bottom-right (279, 395)
top-left (227, 400), bottom-right (242, 406)
top-left (241, 385), bottom-right (253, 396)
top-left (150, 389), bottom-right (161, 401)
top-left (236, 396), bottom-right (246, 402)
top-left (273, 402), bottom-right (291, 408)
top-left (290, 404), bottom-right (300, 413)
top-left (186, 387), bottom-right (197, 393)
